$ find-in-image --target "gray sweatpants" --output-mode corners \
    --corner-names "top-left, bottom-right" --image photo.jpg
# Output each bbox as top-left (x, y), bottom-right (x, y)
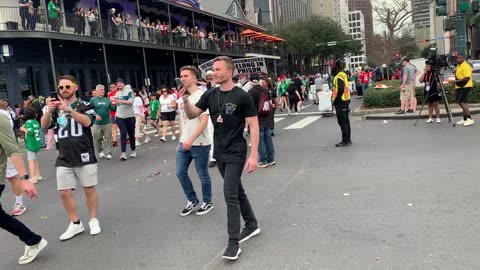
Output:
top-left (92, 123), bottom-right (113, 156)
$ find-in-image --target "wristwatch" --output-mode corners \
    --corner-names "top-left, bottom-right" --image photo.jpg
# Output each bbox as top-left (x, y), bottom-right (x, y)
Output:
top-left (20, 175), bottom-right (29, 180)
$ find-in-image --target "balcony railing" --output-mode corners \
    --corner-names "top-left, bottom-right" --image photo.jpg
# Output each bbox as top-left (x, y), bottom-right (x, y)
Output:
top-left (0, 6), bottom-right (280, 57)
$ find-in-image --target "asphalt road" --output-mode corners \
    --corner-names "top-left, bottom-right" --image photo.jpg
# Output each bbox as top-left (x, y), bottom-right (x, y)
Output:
top-left (1, 103), bottom-right (479, 270)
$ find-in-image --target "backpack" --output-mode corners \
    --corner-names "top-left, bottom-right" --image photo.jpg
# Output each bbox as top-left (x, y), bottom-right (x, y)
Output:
top-left (257, 89), bottom-right (271, 117)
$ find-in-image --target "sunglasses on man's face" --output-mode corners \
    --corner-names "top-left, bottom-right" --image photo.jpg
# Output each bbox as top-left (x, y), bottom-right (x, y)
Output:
top-left (58, 84), bottom-right (76, 90)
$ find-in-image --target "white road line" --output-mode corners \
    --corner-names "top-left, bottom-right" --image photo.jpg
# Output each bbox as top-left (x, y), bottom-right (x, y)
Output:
top-left (274, 117), bottom-right (285, 123)
top-left (276, 111), bottom-right (326, 117)
top-left (284, 116), bottom-right (322, 130)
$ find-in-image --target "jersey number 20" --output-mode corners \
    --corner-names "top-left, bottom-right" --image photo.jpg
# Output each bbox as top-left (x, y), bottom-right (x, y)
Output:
top-left (58, 119), bottom-right (83, 139)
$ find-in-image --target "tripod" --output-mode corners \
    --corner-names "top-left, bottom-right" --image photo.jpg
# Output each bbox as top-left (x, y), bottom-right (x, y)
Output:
top-left (414, 71), bottom-right (455, 127)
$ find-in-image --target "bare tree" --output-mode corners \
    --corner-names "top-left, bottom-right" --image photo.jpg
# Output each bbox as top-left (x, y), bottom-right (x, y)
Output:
top-left (373, 0), bottom-right (412, 42)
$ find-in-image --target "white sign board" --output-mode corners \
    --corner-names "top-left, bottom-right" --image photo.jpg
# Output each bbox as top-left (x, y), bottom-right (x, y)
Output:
top-left (198, 57), bottom-right (268, 77)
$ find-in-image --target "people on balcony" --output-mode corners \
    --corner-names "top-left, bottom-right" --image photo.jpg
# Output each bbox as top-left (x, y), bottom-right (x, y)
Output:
top-left (108, 8), bottom-right (116, 38)
top-left (73, 7), bottom-right (85, 35)
top-left (125, 15), bottom-right (132, 41)
top-left (87, 8), bottom-right (98, 37)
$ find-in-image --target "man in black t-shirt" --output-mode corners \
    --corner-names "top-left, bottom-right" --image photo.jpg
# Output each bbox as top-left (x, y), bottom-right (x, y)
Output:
top-left (41, 75), bottom-right (101, 241)
top-left (182, 56), bottom-right (260, 261)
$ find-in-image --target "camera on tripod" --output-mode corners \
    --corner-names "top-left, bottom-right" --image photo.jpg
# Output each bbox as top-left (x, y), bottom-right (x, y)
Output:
top-left (425, 47), bottom-right (449, 74)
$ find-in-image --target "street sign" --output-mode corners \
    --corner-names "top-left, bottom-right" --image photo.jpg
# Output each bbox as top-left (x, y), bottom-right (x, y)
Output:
top-left (327, 41), bottom-right (337, 46)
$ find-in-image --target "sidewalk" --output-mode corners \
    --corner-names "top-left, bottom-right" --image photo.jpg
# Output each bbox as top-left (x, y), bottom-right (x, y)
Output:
top-left (354, 104), bottom-right (480, 120)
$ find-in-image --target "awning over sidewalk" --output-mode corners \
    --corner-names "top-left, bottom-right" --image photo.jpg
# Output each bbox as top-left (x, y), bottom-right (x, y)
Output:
top-left (242, 30), bottom-right (285, 43)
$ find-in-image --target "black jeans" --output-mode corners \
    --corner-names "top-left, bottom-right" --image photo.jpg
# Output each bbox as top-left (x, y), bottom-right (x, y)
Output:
top-left (116, 117), bottom-right (136, 153)
top-left (20, 7), bottom-right (29, 30)
top-left (0, 185), bottom-right (42, 246)
top-left (335, 103), bottom-right (351, 143)
top-left (289, 98), bottom-right (298, 112)
top-left (216, 161), bottom-right (257, 244)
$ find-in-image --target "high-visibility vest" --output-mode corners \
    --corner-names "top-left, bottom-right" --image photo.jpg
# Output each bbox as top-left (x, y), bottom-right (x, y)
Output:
top-left (332, 71), bottom-right (351, 102)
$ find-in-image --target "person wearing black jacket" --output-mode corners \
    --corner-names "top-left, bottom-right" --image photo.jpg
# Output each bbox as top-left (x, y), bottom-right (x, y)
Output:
top-left (248, 74), bottom-right (275, 168)
top-left (331, 60), bottom-right (352, 147)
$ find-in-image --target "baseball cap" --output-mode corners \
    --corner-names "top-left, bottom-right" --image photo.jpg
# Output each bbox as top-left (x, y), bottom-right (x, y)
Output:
top-left (115, 78), bottom-right (125, 84)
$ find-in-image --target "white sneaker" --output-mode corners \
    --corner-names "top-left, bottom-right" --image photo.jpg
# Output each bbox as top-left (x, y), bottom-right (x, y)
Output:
top-left (456, 119), bottom-right (466, 125)
top-left (106, 155), bottom-right (112, 159)
top-left (154, 133), bottom-right (159, 137)
top-left (130, 151), bottom-right (137, 158)
top-left (120, 153), bottom-right (128, 161)
top-left (436, 118), bottom-right (442, 123)
top-left (135, 141), bottom-right (141, 146)
top-left (88, 218), bottom-right (101, 235)
top-left (18, 238), bottom-right (48, 265)
top-left (426, 118), bottom-right (433, 123)
top-left (59, 221), bottom-right (84, 241)
top-left (160, 137), bottom-right (166, 142)
top-left (171, 135), bottom-right (177, 141)
top-left (464, 118), bottom-right (475, 126)
top-left (99, 152), bottom-right (105, 158)
top-left (144, 136), bottom-right (151, 143)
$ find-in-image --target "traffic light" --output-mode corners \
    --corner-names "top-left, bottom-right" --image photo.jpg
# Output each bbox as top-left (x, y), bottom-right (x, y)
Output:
top-left (436, 0), bottom-right (447, 16)
top-left (443, 17), bottom-right (457, 31)
top-left (472, 0), bottom-right (479, 13)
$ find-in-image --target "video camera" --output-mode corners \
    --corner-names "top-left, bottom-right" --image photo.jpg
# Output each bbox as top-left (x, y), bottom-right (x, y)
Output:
top-left (425, 47), bottom-right (449, 74)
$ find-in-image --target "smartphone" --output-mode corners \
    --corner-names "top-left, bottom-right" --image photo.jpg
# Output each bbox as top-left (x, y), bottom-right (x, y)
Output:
top-left (175, 78), bottom-right (184, 88)
top-left (175, 78), bottom-right (189, 95)
top-left (49, 92), bottom-right (57, 99)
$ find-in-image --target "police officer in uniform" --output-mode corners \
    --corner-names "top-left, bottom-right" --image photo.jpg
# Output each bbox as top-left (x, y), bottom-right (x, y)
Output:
top-left (331, 60), bottom-right (352, 147)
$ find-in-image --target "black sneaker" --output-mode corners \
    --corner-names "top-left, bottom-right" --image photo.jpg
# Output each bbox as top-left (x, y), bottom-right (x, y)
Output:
top-left (222, 244), bottom-right (241, 261)
top-left (179, 201), bottom-right (199, 217)
top-left (395, 110), bottom-right (405, 114)
top-left (335, 141), bottom-right (352, 147)
top-left (406, 109), bottom-right (414, 113)
top-left (196, 202), bottom-right (214, 216)
top-left (208, 161), bottom-right (217, 168)
top-left (239, 227), bottom-right (261, 243)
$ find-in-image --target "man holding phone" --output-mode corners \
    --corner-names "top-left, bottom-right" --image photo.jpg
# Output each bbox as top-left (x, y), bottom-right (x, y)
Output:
top-left (175, 66), bottom-right (214, 216)
top-left (41, 75), bottom-right (101, 241)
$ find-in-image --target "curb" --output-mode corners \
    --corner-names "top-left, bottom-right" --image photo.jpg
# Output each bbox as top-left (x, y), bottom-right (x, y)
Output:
top-left (363, 108), bottom-right (480, 120)
top-left (354, 103), bottom-right (480, 117)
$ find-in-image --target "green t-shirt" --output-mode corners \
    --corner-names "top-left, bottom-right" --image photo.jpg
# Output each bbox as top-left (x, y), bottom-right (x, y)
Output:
top-left (149, 100), bottom-right (159, 119)
top-left (90, 97), bottom-right (115, 125)
top-left (48, 1), bottom-right (58, 19)
top-left (24, 119), bottom-right (41, 153)
top-left (278, 81), bottom-right (289, 95)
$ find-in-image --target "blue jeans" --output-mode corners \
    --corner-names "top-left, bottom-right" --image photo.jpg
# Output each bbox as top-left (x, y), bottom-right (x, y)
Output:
top-left (176, 143), bottom-right (212, 203)
top-left (258, 126), bottom-right (275, 164)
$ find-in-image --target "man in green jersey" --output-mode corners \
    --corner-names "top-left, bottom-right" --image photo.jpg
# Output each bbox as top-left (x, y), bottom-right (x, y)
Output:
top-left (148, 92), bottom-right (160, 136)
top-left (91, 84), bottom-right (116, 159)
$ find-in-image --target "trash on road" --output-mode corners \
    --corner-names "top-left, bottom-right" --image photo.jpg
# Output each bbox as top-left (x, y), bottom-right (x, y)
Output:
top-left (344, 193), bottom-right (350, 196)
top-left (150, 171), bottom-right (161, 177)
top-left (163, 160), bottom-right (167, 163)
top-left (40, 216), bottom-right (48, 219)
top-left (407, 203), bottom-right (413, 206)
top-left (383, 120), bottom-right (390, 124)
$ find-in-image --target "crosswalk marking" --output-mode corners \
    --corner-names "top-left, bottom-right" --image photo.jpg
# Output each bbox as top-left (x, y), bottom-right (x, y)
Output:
top-left (274, 117), bottom-right (285, 123)
top-left (284, 116), bottom-right (322, 130)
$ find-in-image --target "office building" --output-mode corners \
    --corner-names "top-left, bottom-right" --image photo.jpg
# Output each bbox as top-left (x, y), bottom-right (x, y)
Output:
top-left (348, 0), bottom-right (373, 58)
top-left (312, 0), bottom-right (350, 33)
top-left (346, 11), bottom-right (367, 70)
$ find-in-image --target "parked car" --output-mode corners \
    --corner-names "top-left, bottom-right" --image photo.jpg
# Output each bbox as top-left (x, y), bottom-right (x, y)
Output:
top-left (470, 60), bottom-right (480, 73)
